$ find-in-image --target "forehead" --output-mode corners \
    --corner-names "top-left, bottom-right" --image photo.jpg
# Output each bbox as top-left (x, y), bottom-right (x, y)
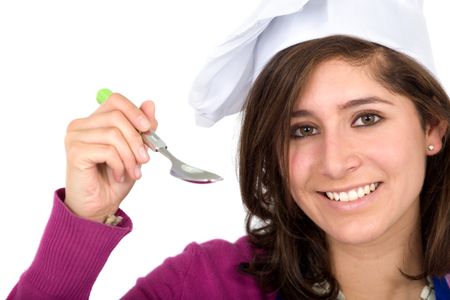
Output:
top-left (295, 58), bottom-right (391, 108)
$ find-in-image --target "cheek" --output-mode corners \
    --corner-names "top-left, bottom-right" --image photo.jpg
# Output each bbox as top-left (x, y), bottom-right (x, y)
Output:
top-left (288, 144), bottom-right (326, 224)
top-left (288, 143), bottom-right (318, 203)
top-left (289, 143), bottom-right (313, 184)
top-left (368, 122), bottom-right (427, 199)
top-left (375, 123), bottom-right (426, 169)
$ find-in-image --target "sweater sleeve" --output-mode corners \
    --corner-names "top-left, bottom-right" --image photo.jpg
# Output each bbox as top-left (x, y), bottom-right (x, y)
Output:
top-left (7, 188), bottom-right (133, 300)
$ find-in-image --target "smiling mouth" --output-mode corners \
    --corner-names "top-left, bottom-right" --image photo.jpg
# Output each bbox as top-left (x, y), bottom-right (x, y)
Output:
top-left (320, 182), bottom-right (380, 202)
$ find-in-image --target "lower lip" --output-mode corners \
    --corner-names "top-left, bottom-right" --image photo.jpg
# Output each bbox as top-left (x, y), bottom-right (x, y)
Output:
top-left (321, 183), bottom-right (382, 211)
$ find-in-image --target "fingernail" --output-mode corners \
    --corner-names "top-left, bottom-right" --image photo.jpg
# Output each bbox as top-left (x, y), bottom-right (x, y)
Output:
top-left (139, 145), bottom-right (149, 161)
top-left (138, 116), bottom-right (151, 131)
top-left (135, 165), bottom-right (142, 179)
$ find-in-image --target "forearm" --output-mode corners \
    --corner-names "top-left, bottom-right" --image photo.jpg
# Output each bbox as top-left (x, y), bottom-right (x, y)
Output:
top-left (7, 188), bottom-right (132, 300)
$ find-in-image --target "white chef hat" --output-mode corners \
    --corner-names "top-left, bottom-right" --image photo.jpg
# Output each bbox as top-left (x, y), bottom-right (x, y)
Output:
top-left (189, 0), bottom-right (436, 127)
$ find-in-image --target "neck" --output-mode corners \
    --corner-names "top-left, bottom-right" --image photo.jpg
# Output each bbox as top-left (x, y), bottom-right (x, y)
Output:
top-left (328, 202), bottom-right (425, 300)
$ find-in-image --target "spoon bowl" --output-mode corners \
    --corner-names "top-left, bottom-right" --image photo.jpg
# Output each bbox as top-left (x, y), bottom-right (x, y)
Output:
top-left (96, 88), bottom-right (223, 184)
top-left (142, 131), bottom-right (223, 184)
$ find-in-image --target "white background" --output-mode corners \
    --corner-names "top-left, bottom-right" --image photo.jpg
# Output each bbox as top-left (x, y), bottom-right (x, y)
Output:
top-left (1, 1), bottom-right (449, 299)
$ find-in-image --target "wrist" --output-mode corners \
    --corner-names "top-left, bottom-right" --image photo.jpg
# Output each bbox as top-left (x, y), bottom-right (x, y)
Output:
top-left (64, 198), bottom-right (119, 224)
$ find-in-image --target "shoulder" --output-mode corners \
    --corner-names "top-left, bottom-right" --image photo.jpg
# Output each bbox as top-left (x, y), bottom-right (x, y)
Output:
top-left (176, 236), bottom-right (254, 283)
top-left (178, 236), bottom-right (272, 298)
top-left (185, 236), bottom-right (253, 263)
top-left (127, 236), bottom-right (275, 299)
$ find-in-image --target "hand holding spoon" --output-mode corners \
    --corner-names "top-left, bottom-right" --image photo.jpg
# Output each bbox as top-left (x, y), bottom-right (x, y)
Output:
top-left (96, 89), bottom-right (223, 184)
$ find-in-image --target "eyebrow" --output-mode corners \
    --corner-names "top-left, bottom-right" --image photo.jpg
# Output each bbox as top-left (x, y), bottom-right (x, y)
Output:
top-left (291, 96), bottom-right (394, 118)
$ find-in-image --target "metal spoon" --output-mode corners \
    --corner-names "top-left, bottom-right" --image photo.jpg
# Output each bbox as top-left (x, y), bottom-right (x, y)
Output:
top-left (142, 131), bottom-right (223, 183)
top-left (96, 88), bottom-right (223, 184)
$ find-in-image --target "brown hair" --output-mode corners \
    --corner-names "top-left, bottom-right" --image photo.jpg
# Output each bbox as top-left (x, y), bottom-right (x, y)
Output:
top-left (238, 35), bottom-right (450, 299)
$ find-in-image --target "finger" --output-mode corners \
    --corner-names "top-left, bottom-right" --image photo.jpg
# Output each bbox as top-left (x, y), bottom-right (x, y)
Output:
top-left (140, 100), bottom-right (158, 132)
top-left (66, 127), bottom-right (144, 180)
top-left (67, 111), bottom-right (150, 164)
top-left (95, 92), bottom-right (152, 133)
top-left (66, 141), bottom-right (126, 183)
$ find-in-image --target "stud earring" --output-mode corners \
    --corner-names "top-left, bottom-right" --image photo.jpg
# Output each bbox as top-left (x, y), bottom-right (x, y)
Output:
top-left (427, 144), bottom-right (435, 151)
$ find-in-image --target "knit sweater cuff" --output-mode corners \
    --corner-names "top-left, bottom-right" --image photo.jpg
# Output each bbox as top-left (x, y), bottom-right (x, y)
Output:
top-left (22, 188), bottom-right (132, 299)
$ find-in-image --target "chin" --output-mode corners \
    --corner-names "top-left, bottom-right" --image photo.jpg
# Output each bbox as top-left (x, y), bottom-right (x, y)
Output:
top-left (325, 221), bottom-right (387, 245)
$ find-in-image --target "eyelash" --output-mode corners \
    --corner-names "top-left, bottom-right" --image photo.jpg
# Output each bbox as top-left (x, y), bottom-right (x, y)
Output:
top-left (352, 111), bottom-right (383, 127)
top-left (290, 125), bottom-right (320, 139)
top-left (290, 112), bottom-right (383, 139)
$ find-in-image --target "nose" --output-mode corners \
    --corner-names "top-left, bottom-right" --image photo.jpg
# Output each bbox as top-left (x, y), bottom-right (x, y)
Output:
top-left (318, 131), bottom-right (362, 179)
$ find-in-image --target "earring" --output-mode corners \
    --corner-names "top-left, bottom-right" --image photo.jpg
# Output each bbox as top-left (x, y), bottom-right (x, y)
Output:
top-left (427, 144), bottom-right (435, 151)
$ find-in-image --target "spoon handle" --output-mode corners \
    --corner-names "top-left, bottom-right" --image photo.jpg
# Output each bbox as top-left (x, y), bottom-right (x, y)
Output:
top-left (141, 131), bottom-right (167, 152)
top-left (96, 89), bottom-right (167, 152)
top-left (96, 88), bottom-right (223, 183)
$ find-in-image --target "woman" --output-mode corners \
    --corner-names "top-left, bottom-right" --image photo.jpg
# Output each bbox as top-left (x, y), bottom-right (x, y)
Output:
top-left (8, 2), bottom-right (450, 300)
top-left (8, 34), bottom-right (450, 300)
top-left (238, 35), bottom-right (450, 299)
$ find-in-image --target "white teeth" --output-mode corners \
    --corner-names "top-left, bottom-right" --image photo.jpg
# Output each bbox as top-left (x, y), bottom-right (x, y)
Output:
top-left (348, 190), bottom-right (358, 201)
top-left (339, 192), bottom-right (348, 202)
top-left (323, 183), bottom-right (379, 202)
top-left (357, 187), bottom-right (365, 198)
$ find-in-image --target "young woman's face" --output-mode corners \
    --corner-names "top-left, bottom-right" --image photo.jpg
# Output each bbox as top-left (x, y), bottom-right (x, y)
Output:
top-left (289, 59), bottom-right (428, 245)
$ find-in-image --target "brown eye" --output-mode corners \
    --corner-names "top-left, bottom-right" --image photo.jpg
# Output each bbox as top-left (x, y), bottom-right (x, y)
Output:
top-left (291, 125), bottom-right (319, 138)
top-left (353, 113), bottom-right (381, 127)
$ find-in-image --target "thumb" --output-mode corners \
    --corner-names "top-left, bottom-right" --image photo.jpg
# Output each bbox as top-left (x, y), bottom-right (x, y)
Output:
top-left (140, 100), bottom-right (158, 132)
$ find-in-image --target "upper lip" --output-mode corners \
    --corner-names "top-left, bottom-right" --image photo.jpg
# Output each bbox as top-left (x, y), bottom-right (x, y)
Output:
top-left (317, 182), bottom-right (380, 194)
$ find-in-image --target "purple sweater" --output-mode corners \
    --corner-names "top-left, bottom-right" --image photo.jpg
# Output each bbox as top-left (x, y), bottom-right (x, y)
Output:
top-left (7, 189), bottom-right (275, 299)
top-left (8, 189), bottom-right (450, 299)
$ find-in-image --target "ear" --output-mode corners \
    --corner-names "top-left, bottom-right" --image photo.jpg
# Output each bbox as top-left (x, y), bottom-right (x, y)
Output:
top-left (425, 120), bottom-right (448, 156)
